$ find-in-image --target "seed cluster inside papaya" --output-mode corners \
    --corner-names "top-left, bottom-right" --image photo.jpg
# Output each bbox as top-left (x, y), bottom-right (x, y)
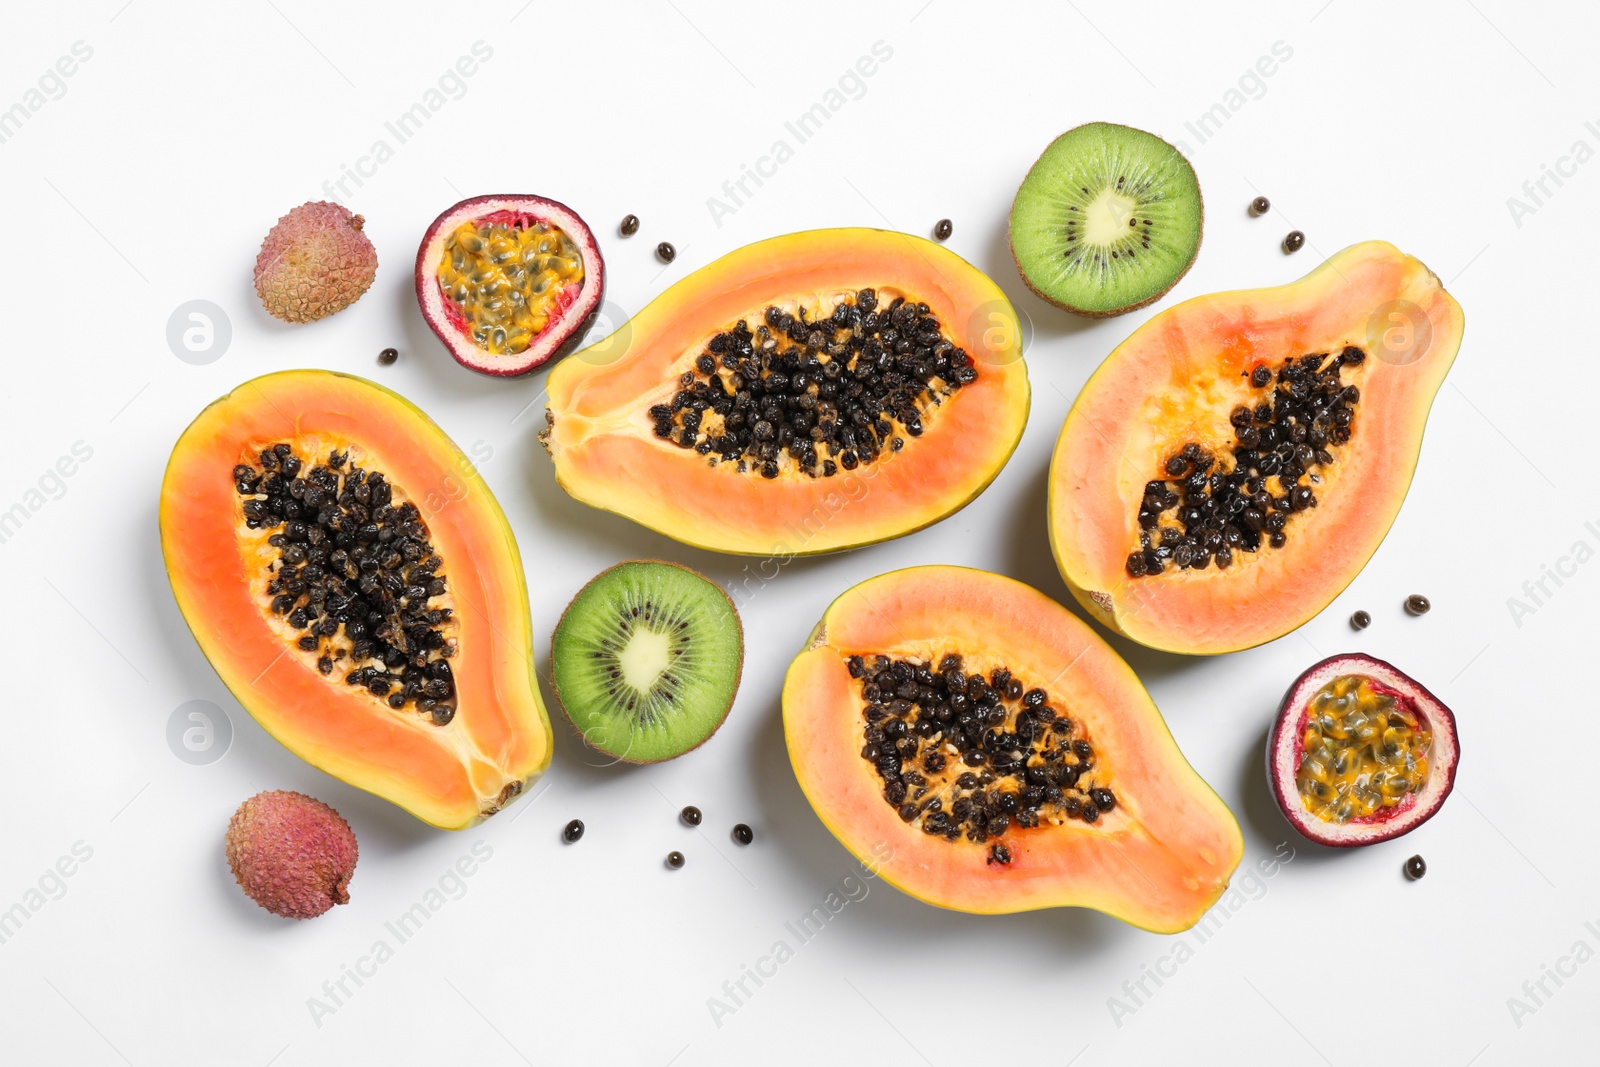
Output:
top-left (237, 441), bottom-right (460, 726)
top-left (1295, 674), bottom-right (1431, 824)
top-left (853, 651), bottom-right (1114, 866)
top-left (436, 214), bottom-right (585, 356)
top-left (646, 288), bottom-right (977, 480)
top-left (1127, 347), bottom-right (1365, 577)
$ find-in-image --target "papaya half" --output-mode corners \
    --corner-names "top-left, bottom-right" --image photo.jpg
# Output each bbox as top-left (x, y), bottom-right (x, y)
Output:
top-left (160, 370), bottom-right (552, 829)
top-left (783, 566), bottom-right (1242, 933)
top-left (541, 228), bottom-right (1030, 556)
top-left (1050, 241), bottom-right (1464, 654)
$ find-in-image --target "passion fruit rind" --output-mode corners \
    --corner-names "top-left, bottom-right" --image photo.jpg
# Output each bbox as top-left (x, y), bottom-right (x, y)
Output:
top-left (415, 194), bottom-right (605, 378)
top-left (1266, 653), bottom-right (1459, 847)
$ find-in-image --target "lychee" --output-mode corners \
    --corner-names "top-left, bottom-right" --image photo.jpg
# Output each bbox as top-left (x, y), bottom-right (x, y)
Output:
top-left (225, 790), bottom-right (358, 919)
top-left (253, 201), bottom-right (377, 323)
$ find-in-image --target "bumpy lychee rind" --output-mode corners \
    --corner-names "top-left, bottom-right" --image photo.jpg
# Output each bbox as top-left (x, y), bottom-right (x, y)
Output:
top-left (225, 790), bottom-right (358, 919)
top-left (254, 201), bottom-right (378, 323)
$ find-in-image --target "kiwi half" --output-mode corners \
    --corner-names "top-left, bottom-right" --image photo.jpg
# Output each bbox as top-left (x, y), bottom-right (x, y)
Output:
top-left (551, 560), bottom-right (743, 763)
top-left (1009, 122), bottom-right (1203, 318)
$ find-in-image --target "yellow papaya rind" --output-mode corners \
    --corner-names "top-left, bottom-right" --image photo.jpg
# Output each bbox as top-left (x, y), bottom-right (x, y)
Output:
top-left (160, 370), bottom-right (552, 829)
top-left (782, 566), bottom-right (1243, 933)
top-left (1050, 241), bottom-right (1465, 655)
top-left (544, 228), bottom-right (1030, 556)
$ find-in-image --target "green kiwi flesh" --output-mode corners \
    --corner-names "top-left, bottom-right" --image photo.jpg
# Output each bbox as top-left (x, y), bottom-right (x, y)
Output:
top-left (1009, 122), bottom-right (1203, 317)
top-left (551, 560), bottom-right (743, 763)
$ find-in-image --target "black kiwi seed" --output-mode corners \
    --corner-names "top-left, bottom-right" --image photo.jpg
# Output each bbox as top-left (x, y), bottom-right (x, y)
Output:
top-left (666, 850), bottom-right (686, 870)
top-left (1283, 230), bottom-right (1305, 253)
top-left (680, 805), bottom-right (703, 827)
top-left (620, 214), bottom-right (640, 237)
top-left (377, 347), bottom-right (398, 365)
top-left (1350, 610), bottom-right (1371, 630)
top-left (563, 819), bottom-right (585, 843)
top-left (1249, 196), bottom-right (1270, 216)
top-left (656, 241), bottom-right (676, 263)
top-left (934, 218), bottom-right (953, 241)
top-left (732, 823), bottom-right (753, 845)
top-left (1405, 594), bottom-right (1431, 616)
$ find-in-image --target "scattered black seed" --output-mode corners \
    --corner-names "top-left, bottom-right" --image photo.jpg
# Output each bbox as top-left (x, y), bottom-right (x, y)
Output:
top-left (666, 850), bottom-right (686, 870)
top-left (1405, 594), bottom-right (1431, 616)
top-left (236, 444), bottom-right (457, 723)
top-left (1404, 854), bottom-right (1427, 880)
top-left (987, 843), bottom-right (1011, 865)
top-left (620, 214), bottom-right (640, 237)
top-left (856, 653), bottom-right (1109, 843)
top-left (1351, 610), bottom-right (1371, 630)
top-left (732, 823), bottom-right (754, 845)
top-left (563, 819), bottom-right (585, 843)
top-left (1126, 350), bottom-right (1364, 577)
top-left (680, 805), bottom-right (703, 827)
top-left (377, 347), bottom-right (398, 366)
top-left (1283, 230), bottom-right (1305, 253)
top-left (644, 288), bottom-right (972, 477)
top-left (1249, 196), bottom-right (1271, 217)
top-left (656, 241), bottom-right (676, 263)
top-left (934, 218), bottom-right (953, 241)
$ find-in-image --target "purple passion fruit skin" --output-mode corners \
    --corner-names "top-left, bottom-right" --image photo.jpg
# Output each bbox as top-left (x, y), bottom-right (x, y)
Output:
top-left (1267, 653), bottom-right (1458, 847)
top-left (415, 194), bottom-right (605, 378)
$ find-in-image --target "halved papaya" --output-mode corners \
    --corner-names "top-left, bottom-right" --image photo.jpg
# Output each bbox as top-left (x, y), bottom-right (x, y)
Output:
top-left (160, 371), bottom-right (552, 829)
top-left (783, 566), bottom-right (1242, 932)
top-left (1050, 241), bottom-right (1464, 654)
top-left (542, 228), bottom-right (1030, 556)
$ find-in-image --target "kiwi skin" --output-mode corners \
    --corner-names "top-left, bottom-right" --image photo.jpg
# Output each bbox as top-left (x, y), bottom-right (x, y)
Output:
top-left (1007, 121), bottom-right (1204, 319)
top-left (549, 558), bottom-right (744, 765)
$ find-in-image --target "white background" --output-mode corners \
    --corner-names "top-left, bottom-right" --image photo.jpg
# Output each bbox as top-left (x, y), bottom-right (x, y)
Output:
top-left (1, 2), bottom-right (1596, 1064)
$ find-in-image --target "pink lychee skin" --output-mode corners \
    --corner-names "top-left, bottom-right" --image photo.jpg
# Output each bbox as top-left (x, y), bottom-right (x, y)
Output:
top-left (226, 790), bottom-right (358, 919)
top-left (253, 201), bottom-right (378, 323)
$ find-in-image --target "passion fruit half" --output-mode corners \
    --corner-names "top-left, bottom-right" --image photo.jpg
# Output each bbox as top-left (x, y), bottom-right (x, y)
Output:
top-left (1267, 653), bottom-right (1459, 847)
top-left (415, 194), bottom-right (605, 377)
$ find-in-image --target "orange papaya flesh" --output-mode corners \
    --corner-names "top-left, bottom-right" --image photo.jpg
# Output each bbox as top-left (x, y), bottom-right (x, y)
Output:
top-left (1050, 241), bottom-right (1464, 654)
top-left (783, 566), bottom-right (1242, 933)
top-left (543, 228), bottom-right (1030, 556)
top-left (160, 370), bottom-right (552, 829)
